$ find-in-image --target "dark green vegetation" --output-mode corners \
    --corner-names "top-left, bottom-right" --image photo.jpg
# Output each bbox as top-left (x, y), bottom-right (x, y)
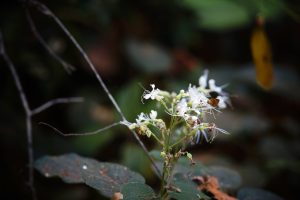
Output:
top-left (0, 0), bottom-right (299, 199)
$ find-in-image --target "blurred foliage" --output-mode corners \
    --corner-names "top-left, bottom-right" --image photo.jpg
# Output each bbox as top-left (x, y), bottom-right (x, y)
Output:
top-left (181, 0), bottom-right (286, 31)
top-left (120, 143), bottom-right (153, 180)
top-left (0, 0), bottom-right (300, 199)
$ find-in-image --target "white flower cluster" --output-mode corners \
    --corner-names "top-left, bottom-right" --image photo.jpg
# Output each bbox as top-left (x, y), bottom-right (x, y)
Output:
top-left (173, 70), bottom-right (230, 143)
top-left (121, 110), bottom-right (166, 138)
top-left (123, 70), bottom-right (230, 144)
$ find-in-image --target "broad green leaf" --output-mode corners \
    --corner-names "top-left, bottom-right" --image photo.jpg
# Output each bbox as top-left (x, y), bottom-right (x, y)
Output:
top-left (182, 0), bottom-right (250, 31)
top-left (121, 182), bottom-right (156, 200)
top-left (238, 187), bottom-right (283, 200)
top-left (35, 153), bottom-right (84, 183)
top-left (182, 0), bottom-right (284, 31)
top-left (168, 180), bottom-right (209, 200)
top-left (35, 153), bottom-right (145, 198)
top-left (247, 0), bottom-right (283, 20)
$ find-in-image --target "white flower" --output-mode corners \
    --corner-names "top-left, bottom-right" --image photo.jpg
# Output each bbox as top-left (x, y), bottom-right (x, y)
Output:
top-left (120, 120), bottom-right (137, 130)
top-left (176, 99), bottom-right (188, 116)
top-left (143, 84), bottom-right (164, 101)
top-left (188, 85), bottom-right (208, 108)
top-left (149, 110), bottom-right (157, 119)
top-left (136, 112), bottom-right (147, 123)
top-left (217, 96), bottom-right (228, 109)
top-left (135, 110), bottom-right (158, 124)
top-left (208, 79), bottom-right (223, 94)
top-left (199, 69), bottom-right (209, 89)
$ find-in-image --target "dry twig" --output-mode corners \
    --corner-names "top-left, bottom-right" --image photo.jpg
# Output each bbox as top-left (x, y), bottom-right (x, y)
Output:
top-left (0, 31), bottom-right (83, 200)
top-left (25, 0), bottom-right (162, 179)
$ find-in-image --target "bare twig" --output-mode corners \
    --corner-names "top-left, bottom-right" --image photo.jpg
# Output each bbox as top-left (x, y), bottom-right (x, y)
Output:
top-left (26, 0), bottom-right (162, 178)
top-left (0, 31), bottom-right (84, 200)
top-left (39, 122), bottom-right (120, 136)
top-left (0, 33), bottom-right (31, 115)
top-left (31, 97), bottom-right (83, 115)
top-left (25, 8), bottom-right (75, 74)
top-left (0, 31), bottom-right (36, 200)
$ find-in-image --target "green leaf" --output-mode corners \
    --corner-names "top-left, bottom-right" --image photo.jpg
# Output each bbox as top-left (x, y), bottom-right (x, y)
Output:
top-left (121, 182), bottom-right (156, 200)
top-left (168, 180), bottom-right (209, 200)
top-left (182, 0), bottom-right (250, 31)
top-left (34, 153), bottom-right (145, 198)
top-left (238, 187), bottom-right (283, 200)
top-left (247, 0), bottom-right (283, 20)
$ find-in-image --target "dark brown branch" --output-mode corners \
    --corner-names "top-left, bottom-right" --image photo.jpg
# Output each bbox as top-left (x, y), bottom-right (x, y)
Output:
top-left (25, 8), bottom-right (76, 74)
top-left (39, 122), bottom-right (120, 136)
top-left (26, 0), bottom-right (162, 178)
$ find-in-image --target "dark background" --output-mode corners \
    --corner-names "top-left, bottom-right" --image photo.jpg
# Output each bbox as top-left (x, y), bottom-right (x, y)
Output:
top-left (1, 0), bottom-right (300, 199)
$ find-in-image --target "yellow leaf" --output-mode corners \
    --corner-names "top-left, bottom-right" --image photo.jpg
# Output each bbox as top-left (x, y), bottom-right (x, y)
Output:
top-left (250, 22), bottom-right (274, 90)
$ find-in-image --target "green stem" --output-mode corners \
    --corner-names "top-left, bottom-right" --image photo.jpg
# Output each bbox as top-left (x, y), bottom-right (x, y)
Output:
top-left (151, 132), bottom-right (163, 146)
top-left (160, 160), bottom-right (168, 198)
top-left (160, 104), bottom-right (181, 199)
top-left (170, 130), bottom-right (196, 148)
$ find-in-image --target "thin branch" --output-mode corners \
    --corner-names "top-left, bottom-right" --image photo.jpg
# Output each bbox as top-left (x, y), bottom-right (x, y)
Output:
top-left (26, 0), bottom-right (162, 179)
top-left (0, 30), bottom-right (85, 199)
top-left (25, 8), bottom-right (76, 74)
top-left (31, 97), bottom-right (84, 115)
top-left (26, 116), bottom-right (36, 199)
top-left (0, 32), bottom-right (31, 115)
top-left (26, 0), bottom-right (125, 120)
top-left (0, 31), bottom-right (37, 200)
top-left (39, 122), bottom-right (121, 136)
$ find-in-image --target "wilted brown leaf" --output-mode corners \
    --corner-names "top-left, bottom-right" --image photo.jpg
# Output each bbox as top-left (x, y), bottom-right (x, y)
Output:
top-left (111, 192), bottom-right (123, 200)
top-left (194, 176), bottom-right (237, 200)
top-left (250, 17), bottom-right (273, 90)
